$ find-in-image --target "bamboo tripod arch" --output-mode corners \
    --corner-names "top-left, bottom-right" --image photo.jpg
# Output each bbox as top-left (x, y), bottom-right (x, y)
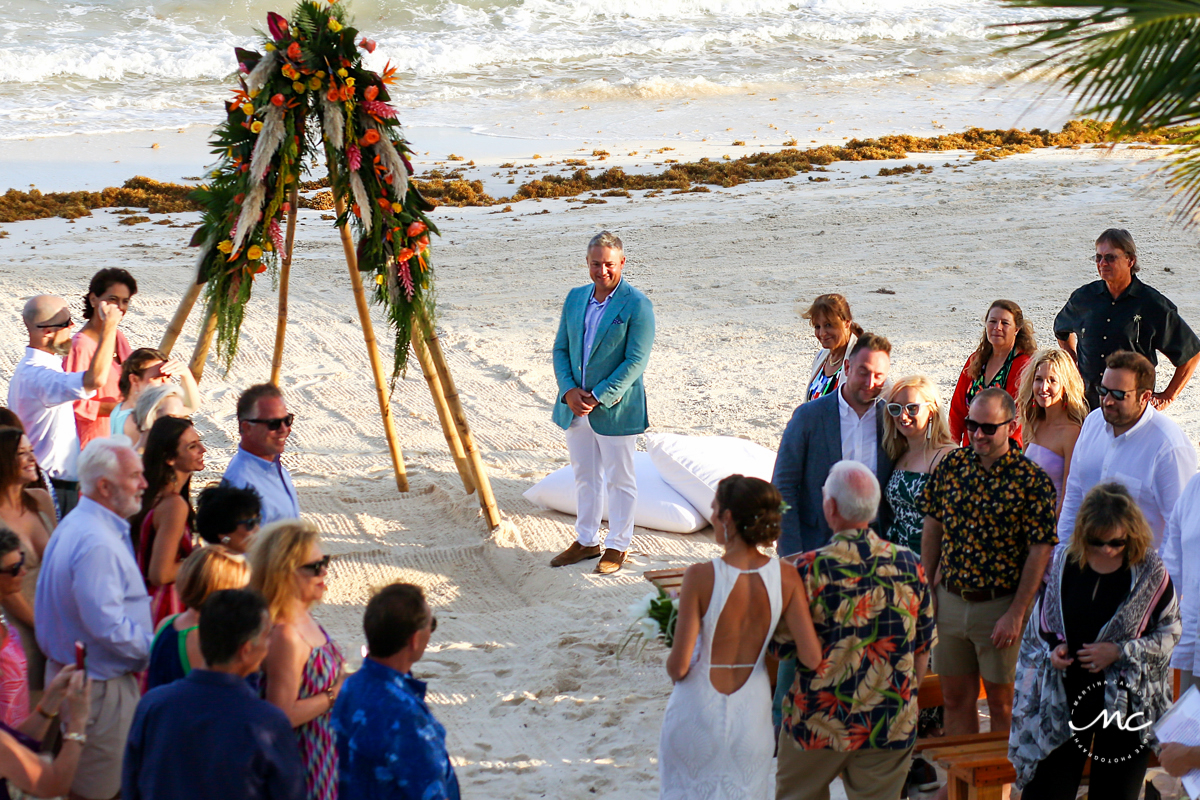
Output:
top-left (158, 174), bottom-right (501, 531)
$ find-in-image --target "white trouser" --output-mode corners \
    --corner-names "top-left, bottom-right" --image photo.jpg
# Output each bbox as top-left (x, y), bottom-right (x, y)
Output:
top-left (565, 414), bottom-right (637, 552)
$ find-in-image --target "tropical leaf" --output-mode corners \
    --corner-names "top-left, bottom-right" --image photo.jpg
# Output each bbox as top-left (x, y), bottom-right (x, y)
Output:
top-left (886, 697), bottom-right (920, 744)
top-left (850, 659), bottom-right (894, 714)
top-left (805, 713), bottom-right (850, 751)
top-left (812, 635), bottom-right (864, 689)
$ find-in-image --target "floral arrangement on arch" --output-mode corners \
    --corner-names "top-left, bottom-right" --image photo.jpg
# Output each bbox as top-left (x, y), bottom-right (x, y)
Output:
top-left (190, 0), bottom-right (438, 375)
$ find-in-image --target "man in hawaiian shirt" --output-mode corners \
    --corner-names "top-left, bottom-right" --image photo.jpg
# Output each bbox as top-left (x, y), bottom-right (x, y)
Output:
top-left (775, 460), bottom-right (935, 800)
top-left (919, 387), bottom-right (1058, 737)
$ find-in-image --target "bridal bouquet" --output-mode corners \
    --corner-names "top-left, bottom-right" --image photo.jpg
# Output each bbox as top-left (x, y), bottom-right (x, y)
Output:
top-left (618, 589), bottom-right (678, 659)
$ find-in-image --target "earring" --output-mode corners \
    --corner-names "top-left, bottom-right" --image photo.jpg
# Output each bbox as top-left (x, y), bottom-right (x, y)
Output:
top-left (221, 536), bottom-right (232, 545)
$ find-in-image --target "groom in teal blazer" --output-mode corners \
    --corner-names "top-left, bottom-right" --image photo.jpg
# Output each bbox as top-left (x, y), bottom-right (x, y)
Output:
top-left (550, 231), bottom-right (655, 574)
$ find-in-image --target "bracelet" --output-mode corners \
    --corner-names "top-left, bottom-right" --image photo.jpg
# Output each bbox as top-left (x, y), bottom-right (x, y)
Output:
top-left (34, 704), bottom-right (59, 720)
top-left (63, 732), bottom-right (87, 745)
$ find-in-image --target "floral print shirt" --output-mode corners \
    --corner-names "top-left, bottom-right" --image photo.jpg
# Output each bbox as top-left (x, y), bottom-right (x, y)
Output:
top-left (918, 444), bottom-right (1058, 592)
top-left (775, 528), bottom-right (935, 751)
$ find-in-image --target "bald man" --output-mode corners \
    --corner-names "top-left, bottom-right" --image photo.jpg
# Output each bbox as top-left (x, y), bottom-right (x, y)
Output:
top-left (8, 294), bottom-right (121, 515)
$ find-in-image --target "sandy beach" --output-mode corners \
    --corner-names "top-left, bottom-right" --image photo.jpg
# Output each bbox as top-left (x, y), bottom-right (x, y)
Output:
top-left (2, 136), bottom-right (1198, 797)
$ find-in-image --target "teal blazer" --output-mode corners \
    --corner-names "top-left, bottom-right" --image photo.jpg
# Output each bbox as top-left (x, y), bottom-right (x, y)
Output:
top-left (552, 280), bottom-right (655, 435)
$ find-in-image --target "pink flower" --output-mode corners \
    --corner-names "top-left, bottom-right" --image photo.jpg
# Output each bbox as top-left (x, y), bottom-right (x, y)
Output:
top-left (398, 259), bottom-right (414, 300)
top-left (238, 62), bottom-right (250, 74)
top-left (267, 12), bottom-right (289, 41)
top-left (358, 38), bottom-right (376, 53)
top-left (269, 219), bottom-right (284, 255)
top-left (347, 143), bottom-right (362, 171)
top-left (361, 100), bottom-right (398, 120)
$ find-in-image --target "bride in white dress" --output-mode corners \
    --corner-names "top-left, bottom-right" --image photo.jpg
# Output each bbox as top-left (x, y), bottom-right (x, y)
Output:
top-left (659, 475), bottom-right (823, 800)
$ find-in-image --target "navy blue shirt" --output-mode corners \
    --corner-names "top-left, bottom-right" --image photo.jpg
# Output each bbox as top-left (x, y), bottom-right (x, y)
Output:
top-left (122, 669), bottom-right (305, 800)
top-left (333, 659), bottom-right (460, 800)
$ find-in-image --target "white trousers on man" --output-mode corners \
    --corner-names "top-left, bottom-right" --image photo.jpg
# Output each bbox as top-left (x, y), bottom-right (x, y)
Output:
top-left (565, 414), bottom-right (637, 552)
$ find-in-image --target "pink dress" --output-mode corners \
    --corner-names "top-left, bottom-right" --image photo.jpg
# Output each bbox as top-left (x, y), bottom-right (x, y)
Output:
top-left (63, 328), bottom-right (132, 448)
top-left (0, 616), bottom-right (30, 729)
top-left (137, 509), bottom-right (194, 629)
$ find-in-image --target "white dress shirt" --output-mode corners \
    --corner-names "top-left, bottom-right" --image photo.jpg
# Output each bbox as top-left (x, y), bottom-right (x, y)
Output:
top-left (1164, 473), bottom-right (1200, 672)
top-left (837, 386), bottom-right (878, 474)
top-left (581, 283), bottom-right (615, 388)
top-left (6, 346), bottom-right (96, 480)
top-left (1057, 405), bottom-right (1198, 549)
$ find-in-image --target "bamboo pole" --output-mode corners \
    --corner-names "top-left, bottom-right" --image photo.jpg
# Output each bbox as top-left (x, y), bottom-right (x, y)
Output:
top-left (159, 280), bottom-right (204, 357)
top-left (411, 327), bottom-right (475, 495)
top-left (188, 300), bottom-right (219, 383)
top-left (330, 174), bottom-right (409, 493)
top-left (418, 317), bottom-right (501, 530)
top-left (269, 186), bottom-right (300, 386)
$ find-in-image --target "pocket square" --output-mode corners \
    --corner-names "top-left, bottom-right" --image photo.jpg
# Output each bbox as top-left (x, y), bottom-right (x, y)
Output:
top-left (612, 315), bottom-right (624, 325)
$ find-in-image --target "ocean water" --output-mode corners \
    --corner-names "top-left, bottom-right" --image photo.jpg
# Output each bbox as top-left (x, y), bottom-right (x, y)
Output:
top-left (0, 0), bottom-right (1074, 147)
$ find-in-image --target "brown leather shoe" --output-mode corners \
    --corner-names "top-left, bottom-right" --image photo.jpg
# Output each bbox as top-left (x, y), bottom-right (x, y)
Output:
top-left (594, 549), bottom-right (627, 574)
top-left (550, 542), bottom-right (602, 567)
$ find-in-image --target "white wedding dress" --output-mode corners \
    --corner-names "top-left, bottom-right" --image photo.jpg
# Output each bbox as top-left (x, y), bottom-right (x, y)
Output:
top-left (659, 557), bottom-right (782, 800)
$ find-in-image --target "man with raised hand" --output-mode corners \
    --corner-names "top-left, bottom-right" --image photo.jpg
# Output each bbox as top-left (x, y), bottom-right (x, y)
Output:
top-left (8, 294), bottom-right (121, 516)
top-left (549, 231), bottom-right (655, 575)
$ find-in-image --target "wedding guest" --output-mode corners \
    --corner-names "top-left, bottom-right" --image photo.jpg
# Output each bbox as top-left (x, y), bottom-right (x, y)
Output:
top-left (64, 268), bottom-right (137, 448)
top-left (949, 300), bottom-right (1036, 445)
top-left (0, 427), bottom-right (53, 703)
top-left (1055, 228), bottom-right (1200, 409)
top-left (334, 583), bottom-right (461, 800)
top-left (1058, 351), bottom-right (1197, 552)
top-left (802, 293), bottom-right (862, 403)
top-left (131, 417), bottom-right (204, 628)
top-left (882, 376), bottom-right (955, 553)
top-left (251, 521), bottom-right (345, 800)
top-left (1009, 483), bottom-right (1179, 799)
top-left (0, 529), bottom-right (29, 728)
top-left (111, 349), bottom-right (199, 442)
top-left (123, 589), bottom-right (305, 800)
top-left (776, 462), bottom-right (935, 800)
top-left (195, 485), bottom-right (262, 554)
top-left (1163, 471), bottom-right (1200, 693)
top-left (0, 409), bottom-right (55, 510)
top-left (1015, 349), bottom-right (1089, 513)
top-left (659, 476), bottom-right (821, 799)
top-left (35, 437), bottom-right (152, 800)
top-left (131, 384), bottom-right (187, 453)
top-left (920, 388), bottom-right (1058, 737)
top-left (9, 294), bottom-right (121, 516)
top-left (147, 545), bottom-right (250, 690)
top-left (549, 231), bottom-right (655, 575)
top-left (0, 665), bottom-right (90, 797)
top-left (223, 384), bottom-right (300, 527)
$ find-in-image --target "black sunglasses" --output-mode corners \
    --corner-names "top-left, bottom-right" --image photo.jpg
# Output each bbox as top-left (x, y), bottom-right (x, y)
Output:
top-left (429, 615), bottom-right (438, 634)
top-left (234, 516), bottom-right (262, 529)
top-left (1096, 385), bottom-right (1132, 402)
top-left (35, 318), bottom-right (73, 330)
top-left (886, 402), bottom-right (926, 418)
top-left (965, 417), bottom-right (1013, 436)
top-left (1086, 535), bottom-right (1127, 550)
top-left (245, 414), bottom-right (295, 431)
top-left (0, 552), bottom-right (25, 577)
top-left (298, 555), bottom-right (331, 576)
top-left (1094, 253), bottom-right (1122, 264)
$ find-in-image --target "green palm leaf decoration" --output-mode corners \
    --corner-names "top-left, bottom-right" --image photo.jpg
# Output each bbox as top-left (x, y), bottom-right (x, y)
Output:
top-left (1001, 0), bottom-right (1200, 224)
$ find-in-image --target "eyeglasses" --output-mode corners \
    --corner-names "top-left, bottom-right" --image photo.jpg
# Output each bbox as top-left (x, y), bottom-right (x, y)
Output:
top-left (0, 553), bottom-right (25, 577)
top-left (429, 615), bottom-right (438, 634)
top-left (1096, 385), bottom-right (1131, 401)
top-left (234, 516), bottom-right (261, 529)
top-left (965, 417), bottom-right (1014, 436)
top-left (886, 402), bottom-right (926, 418)
top-left (244, 414), bottom-right (295, 431)
top-left (1094, 253), bottom-right (1123, 264)
top-left (298, 555), bottom-right (331, 576)
top-left (1086, 535), bottom-right (1127, 550)
top-left (35, 318), bottom-right (73, 330)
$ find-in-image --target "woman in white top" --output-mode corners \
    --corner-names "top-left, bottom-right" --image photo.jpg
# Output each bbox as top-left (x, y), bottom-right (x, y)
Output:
top-left (1015, 349), bottom-right (1088, 514)
top-left (659, 475), bottom-right (821, 800)
top-left (802, 294), bottom-right (862, 403)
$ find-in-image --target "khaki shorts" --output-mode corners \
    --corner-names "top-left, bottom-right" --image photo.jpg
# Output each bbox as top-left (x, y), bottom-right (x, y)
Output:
top-left (776, 730), bottom-right (913, 800)
top-left (47, 664), bottom-right (140, 800)
top-left (934, 586), bottom-right (1021, 685)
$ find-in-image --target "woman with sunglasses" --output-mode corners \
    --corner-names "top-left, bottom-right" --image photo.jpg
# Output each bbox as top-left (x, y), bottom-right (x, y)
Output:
top-left (0, 427), bottom-right (54, 706)
top-left (195, 485), bottom-right (262, 555)
top-left (1010, 483), bottom-right (1179, 800)
top-left (0, 529), bottom-right (30, 726)
top-left (949, 300), bottom-right (1037, 446)
top-left (250, 520), bottom-right (345, 800)
top-left (1016, 350), bottom-right (1089, 514)
top-left (131, 416), bottom-right (205, 629)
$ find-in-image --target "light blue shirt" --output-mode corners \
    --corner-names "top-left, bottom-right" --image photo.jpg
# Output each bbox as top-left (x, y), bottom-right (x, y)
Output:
top-left (222, 446), bottom-right (300, 525)
top-left (581, 284), bottom-right (615, 388)
top-left (35, 496), bottom-right (153, 680)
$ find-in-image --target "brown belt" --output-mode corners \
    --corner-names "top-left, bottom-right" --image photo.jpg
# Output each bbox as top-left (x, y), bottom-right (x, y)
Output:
top-left (942, 584), bottom-right (1014, 603)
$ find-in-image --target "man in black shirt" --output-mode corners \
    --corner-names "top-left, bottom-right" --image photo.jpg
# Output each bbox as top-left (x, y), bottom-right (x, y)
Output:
top-left (1055, 228), bottom-right (1200, 409)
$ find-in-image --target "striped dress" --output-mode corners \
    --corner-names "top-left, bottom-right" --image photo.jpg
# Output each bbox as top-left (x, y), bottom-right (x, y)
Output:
top-left (297, 625), bottom-right (344, 800)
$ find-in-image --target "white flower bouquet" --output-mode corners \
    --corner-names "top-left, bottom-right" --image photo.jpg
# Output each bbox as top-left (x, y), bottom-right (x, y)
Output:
top-left (618, 588), bottom-right (679, 658)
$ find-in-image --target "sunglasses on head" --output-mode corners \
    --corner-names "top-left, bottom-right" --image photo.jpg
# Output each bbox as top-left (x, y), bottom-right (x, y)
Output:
top-left (1096, 385), bottom-right (1133, 401)
top-left (36, 318), bottom-right (73, 330)
top-left (886, 402), bottom-right (926, 418)
top-left (965, 417), bottom-right (1013, 436)
top-left (0, 553), bottom-right (25, 578)
top-left (1086, 535), bottom-right (1127, 550)
top-left (245, 414), bottom-right (295, 431)
top-left (299, 555), bottom-right (331, 576)
top-left (1094, 253), bottom-right (1123, 264)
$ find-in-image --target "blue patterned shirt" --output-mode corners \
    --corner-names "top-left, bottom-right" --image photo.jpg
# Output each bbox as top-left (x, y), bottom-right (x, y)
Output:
top-left (333, 659), bottom-right (459, 800)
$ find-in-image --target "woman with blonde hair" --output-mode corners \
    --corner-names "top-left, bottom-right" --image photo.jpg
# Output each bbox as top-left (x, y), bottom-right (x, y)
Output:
top-left (146, 545), bottom-right (250, 690)
top-left (801, 294), bottom-right (863, 403)
top-left (882, 376), bottom-right (955, 554)
top-left (949, 300), bottom-right (1037, 445)
top-left (250, 520), bottom-right (344, 800)
top-left (1010, 483), bottom-right (1179, 799)
top-left (1016, 349), bottom-right (1089, 512)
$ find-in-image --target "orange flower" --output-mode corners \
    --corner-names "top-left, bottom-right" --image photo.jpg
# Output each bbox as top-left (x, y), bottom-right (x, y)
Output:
top-left (339, 84), bottom-right (353, 102)
top-left (360, 129), bottom-right (380, 146)
top-left (233, 193), bottom-right (245, 204)
top-left (326, 87), bottom-right (339, 102)
top-left (397, 247), bottom-right (414, 262)
top-left (287, 42), bottom-right (302, 60)
top-left (380, 61), bottom-right (399, 85)
top-left (416, 236), bottom-right (430, 252)
top-left (352, 203), bottom-right (361, 218)
top-left (271, 93), bottom-right (284, 106)
top-left (281, 63), bottom-right (299, 80)
top-left (364, 85), bottom-right (379, 102)
top-left (406, 220), bottom-right (426, 237)
top-left (377, 197), bottom-right (391, 210)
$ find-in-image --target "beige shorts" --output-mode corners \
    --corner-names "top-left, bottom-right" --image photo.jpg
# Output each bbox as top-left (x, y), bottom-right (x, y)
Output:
top-left (776, 730), bottom-right (913, 800)
top-left (934, 586), bottom-right (1021, 685)
top-left (47, 665), bottom-right (140, 800)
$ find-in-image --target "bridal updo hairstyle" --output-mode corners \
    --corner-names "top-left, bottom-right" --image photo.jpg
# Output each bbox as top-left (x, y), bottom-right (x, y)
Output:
top-left (715, 474), bottom-right (783, 546)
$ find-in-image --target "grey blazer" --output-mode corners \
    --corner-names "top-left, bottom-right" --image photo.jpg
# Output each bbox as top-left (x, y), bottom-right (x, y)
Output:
top-left (771, 391), bottom-right (894, 557)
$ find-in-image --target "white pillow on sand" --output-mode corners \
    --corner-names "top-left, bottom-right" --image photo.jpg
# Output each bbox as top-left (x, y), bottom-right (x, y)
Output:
top-left (523, 452), bottom-right (706, 534)
top-left (646, 432), bottom-right (777, 523)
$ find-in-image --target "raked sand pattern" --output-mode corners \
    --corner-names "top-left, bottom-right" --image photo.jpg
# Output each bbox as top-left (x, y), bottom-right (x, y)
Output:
top-left (1, 144), bottom-right (1198, 797)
